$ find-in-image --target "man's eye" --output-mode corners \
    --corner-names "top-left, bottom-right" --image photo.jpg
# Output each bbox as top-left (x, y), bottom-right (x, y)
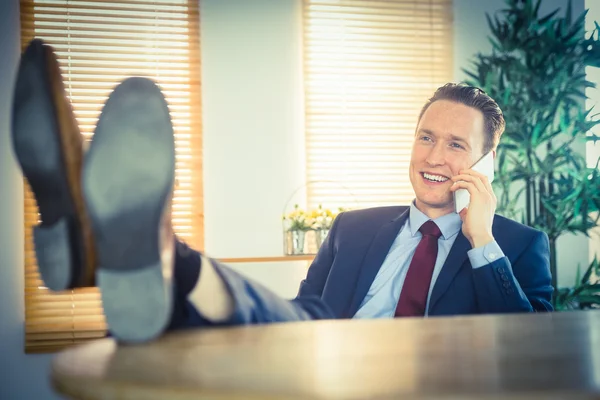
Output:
top-left (450, 142), bottom-right (464, 149)
top-left (420, 136), bottom-right (432, 142)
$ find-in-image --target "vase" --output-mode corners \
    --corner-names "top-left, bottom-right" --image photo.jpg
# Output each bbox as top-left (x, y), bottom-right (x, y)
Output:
top-left (286, 230), bottom-right (306, 255)
top-left (315, 229), bottom-right (330, 249)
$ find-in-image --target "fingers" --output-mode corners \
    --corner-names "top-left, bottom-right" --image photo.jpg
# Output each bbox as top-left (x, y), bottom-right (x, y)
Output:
top-left (467, 169), bottom-right (494, 194)
top-left (450, 175), bottom-right (486, 195)
top-left (451, 170), bottom-right (497, 205)
top-left (460, 169), bottom-right (497, 203)
top-left (451, 169), bottom-right (492, 194)
top-left (450, 180), bottom-right (479, 195)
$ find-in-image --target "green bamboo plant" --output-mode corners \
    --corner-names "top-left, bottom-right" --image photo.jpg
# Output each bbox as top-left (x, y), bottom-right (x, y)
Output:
top-left (463, 0), bottom-right (600, 308)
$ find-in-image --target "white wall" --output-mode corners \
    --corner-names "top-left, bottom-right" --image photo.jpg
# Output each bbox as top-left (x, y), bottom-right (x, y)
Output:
top-left (0, 1), bottom-right (62, 400)
top-left (454, 0), bottom-right (590, 288)
top-left (202, 0), bottom-right (306, 259)
top-left (201, 0), bottom-right (310, 297)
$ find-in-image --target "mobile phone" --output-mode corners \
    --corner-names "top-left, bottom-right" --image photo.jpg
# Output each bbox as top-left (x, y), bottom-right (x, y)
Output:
top-left (453, 151), bottom-right (495, 213)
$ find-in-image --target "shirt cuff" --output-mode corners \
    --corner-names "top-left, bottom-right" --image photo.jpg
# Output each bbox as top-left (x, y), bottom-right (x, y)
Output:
top-left (467, 240), bottom-right (505, 269)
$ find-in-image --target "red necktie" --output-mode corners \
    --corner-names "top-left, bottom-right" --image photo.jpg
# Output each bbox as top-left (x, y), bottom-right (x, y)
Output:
top-left (395, 220), bottom-right (442, 317)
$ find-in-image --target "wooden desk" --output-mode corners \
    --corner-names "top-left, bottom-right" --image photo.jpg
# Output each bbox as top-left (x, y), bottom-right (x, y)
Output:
top-left (52, 311), bottom-right (600, 399)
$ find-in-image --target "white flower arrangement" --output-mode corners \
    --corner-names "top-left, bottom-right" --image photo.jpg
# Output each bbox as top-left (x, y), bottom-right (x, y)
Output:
top-left (283, 204), bottom-right (345, 231)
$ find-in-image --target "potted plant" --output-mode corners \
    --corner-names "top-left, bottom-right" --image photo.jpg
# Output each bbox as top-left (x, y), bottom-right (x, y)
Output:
top-left (464, 0), bottom-right (600, 308)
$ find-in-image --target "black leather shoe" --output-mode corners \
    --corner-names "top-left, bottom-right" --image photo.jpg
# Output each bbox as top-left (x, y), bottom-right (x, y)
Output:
top-left (83, 77), bottom-right (176, 343)
top-left (11, 38), bottom-right (96, 291)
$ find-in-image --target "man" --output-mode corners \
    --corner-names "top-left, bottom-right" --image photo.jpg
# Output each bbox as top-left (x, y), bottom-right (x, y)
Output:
top-left (11, 39), bottom-right (553, 344)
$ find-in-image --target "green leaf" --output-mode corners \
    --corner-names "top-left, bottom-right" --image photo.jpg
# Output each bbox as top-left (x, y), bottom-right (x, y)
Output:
top-left (576, 295), bottom-right (600, 305)
top-left (581, 260), bottom-right (599, 284)
top-left (532, 0), bottom-right (542, 20)
top-left (538, 9), bottom-right (560, 26)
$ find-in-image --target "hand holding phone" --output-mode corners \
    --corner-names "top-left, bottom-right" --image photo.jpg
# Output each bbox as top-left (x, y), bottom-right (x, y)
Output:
top-left (453, 152), bottom-right (495, 214)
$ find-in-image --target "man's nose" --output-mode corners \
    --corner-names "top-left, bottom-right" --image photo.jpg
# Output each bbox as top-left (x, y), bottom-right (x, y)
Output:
top-left (425, 143), bottom-right (446, 166)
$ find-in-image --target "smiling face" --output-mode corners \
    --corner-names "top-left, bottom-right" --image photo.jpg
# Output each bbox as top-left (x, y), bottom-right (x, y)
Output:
top-left (409, 100), bottom-right (487, 219)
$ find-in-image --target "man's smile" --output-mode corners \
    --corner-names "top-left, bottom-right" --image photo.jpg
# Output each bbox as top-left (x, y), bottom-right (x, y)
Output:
top-left (421, 172), bottom-right (450, 184)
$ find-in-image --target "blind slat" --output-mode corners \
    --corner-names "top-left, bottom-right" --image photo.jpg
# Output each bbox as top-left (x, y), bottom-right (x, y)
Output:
top-left (304, 0), bottom-right (453, 211)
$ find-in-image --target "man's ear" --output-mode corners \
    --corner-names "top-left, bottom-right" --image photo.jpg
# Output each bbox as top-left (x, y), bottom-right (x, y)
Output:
top-left (492, 150), bottom-right (497, 159)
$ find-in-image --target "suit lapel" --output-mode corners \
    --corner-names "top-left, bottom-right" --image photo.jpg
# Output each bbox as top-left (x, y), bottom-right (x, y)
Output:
top-left (346, 209), bottom-right (409, 317)
top-left (428, 231), bottom-right (471, 312)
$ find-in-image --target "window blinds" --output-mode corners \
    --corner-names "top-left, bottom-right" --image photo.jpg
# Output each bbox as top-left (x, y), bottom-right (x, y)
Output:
top-left (303, 0), bottom-right (453, 210)
top-left (19, 0), bottom-right (202, 353)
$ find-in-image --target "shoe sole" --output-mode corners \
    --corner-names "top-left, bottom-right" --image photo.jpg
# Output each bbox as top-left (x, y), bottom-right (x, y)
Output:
top-left (82, 77), bottom-right (175, 343)
top-left (11, 39), bottom-right (95, 291)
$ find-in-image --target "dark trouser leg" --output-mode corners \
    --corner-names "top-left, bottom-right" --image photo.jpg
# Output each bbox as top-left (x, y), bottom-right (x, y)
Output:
top-left (168, 240), bottom-right (336, 330)
top-left (168, 240), bottom-right (204, 330)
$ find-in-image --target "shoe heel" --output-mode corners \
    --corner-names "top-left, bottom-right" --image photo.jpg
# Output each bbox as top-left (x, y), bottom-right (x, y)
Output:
top-left (83, 77), bottom-right (175, 343)
top-left (13, 39), bottom-right (96, 289)
top-left (33, 217), bottom-right (80, 291)
top-left (98, 262), bottom-right (172, 343)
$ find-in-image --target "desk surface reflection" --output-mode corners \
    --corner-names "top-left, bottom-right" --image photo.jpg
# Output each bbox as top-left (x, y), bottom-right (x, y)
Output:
top-left (52, 311), bottom-right (600, 399)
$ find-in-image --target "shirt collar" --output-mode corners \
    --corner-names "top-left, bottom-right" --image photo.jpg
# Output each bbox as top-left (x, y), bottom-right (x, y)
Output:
top-left (407, 201), bottom-right (462, 240)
